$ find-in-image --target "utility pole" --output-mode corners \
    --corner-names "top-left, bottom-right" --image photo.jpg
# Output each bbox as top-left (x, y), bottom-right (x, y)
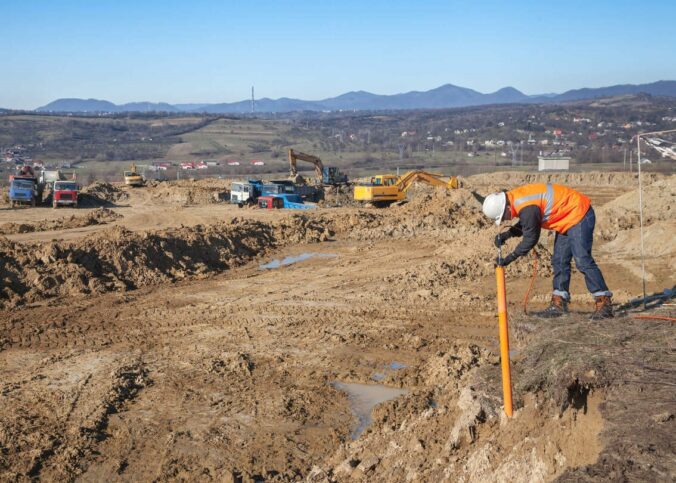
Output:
top-left (251, 86), bottom-right (255, 114)
top-left (623, 148), bottom-right (627, 171)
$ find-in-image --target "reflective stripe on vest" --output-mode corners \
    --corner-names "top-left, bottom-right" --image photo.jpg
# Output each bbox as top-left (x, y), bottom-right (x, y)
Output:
top-left (513, 183), bottom-right (554, 221)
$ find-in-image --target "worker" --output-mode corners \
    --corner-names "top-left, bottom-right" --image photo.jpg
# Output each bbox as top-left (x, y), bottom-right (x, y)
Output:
top-left (482, 183), bottom-right (613, 319)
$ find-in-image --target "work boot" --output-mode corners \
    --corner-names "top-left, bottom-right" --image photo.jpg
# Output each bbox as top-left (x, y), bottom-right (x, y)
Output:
top-left (536, 295), bottom-right (569, 318)
top-left (590, 295), bottom-right (614, 320)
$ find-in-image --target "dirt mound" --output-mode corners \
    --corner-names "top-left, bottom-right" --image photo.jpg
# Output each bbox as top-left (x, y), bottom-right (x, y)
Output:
top-left (322, 188), bottom-right (489, 241)
top-left (0, 208), bottom-right (122, 235)
top-left (145, 179), bottom-right (231, 205)
top-left (379, 243), bottom-right (551, 305)
top-left (310, 311), bottom-right (674, 482)
top-left (595, 177), bottom-right (675, 240)
top-left (79, 182), bottom-right (129, 206)
top-left (467, 171), bottom-right (667, 190)
top-left (0, 215), bottom-right (331, 308)
top-left (319, 184), bottom-right (361, 208)
top-left (316, 188), bottom-right (553, 305)
top-left (601, 220), bottom-right (676, 258)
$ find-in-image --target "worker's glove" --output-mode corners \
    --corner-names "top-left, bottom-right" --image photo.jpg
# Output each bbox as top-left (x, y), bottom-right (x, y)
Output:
top-left (494, 232), bottom-right (513, 248)
top-left (495, 253), bottom-right (517, 267)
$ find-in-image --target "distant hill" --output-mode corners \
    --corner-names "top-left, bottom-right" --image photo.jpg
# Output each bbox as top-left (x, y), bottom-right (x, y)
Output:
top-left (34, 80), bottom-right (676, 114)
top-left (37, 98), bottom-right (119, 112)
top-left (119, 102), bottom-right (179, 112)
top-left (549, 80), bottom-right (676, 102)
top-left (37, 98), bottom-right (180, 113)
top-left (173, 103), bottom-right (210, 111)
top-left (196, 97), bottom-right (322, 114)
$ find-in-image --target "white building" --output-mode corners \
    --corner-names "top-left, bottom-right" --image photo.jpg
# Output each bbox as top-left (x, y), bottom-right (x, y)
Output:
top-left (538, 156), bottom-right (570, 171)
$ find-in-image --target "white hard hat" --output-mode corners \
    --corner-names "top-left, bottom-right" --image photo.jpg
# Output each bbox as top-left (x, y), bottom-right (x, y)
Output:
top-left (482, 192), bottom-right (506, 225)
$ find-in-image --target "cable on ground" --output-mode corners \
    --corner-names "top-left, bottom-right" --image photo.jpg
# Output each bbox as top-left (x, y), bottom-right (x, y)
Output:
top-left (634, 315), bottom-right (676, 322)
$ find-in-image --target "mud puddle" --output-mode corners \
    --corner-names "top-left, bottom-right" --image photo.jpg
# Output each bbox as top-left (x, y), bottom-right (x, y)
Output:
top-left (259, 252), bottom-right (337, 270)
top-left (333, 381), bottom-right (408, 439)
top-left (371, 361), bottom-right (408, 381)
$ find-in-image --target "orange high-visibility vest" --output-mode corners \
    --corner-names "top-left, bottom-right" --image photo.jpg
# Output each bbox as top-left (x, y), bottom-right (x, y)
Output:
top-left (506, 183), bottom-right (590, 234)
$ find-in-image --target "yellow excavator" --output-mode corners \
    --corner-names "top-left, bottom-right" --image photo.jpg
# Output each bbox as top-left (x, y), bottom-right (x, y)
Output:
top-left (123, 163), bottom-right (144, 187)
top-left (288, 149), bottom-right (348, 185)
top-left (354, 170), bottom-right (459, 206)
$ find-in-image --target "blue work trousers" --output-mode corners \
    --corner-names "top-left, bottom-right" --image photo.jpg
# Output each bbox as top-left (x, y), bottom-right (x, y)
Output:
top-left (552, 207), bottom-right (611, 300)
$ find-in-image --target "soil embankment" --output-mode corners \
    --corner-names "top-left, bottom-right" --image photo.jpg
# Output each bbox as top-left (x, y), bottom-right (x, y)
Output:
top-left (0, 207), bottom-right (121, 235)
top-left (0, 215), bottom-right (330, 308)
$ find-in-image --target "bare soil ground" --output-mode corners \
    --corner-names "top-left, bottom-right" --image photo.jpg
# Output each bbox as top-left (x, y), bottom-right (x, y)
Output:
top-left (0, 172), bottom-right (674, 482)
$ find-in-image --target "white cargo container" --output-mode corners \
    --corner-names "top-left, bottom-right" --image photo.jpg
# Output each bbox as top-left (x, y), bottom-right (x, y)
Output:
top-left (538, 156), bottom-right (570, 171)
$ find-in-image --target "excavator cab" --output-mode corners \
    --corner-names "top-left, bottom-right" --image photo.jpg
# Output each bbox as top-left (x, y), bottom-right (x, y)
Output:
top-left (354, 175), bottom-right (404, 204)
top-left (322, 167), bottom-right (348, 185)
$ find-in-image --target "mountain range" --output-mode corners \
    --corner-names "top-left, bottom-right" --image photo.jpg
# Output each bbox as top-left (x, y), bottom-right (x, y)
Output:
top-left (34, 81), bottom-right (676, 114)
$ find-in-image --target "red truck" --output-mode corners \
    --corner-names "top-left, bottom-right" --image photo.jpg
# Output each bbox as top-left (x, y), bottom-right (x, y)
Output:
top-left (52, 180), bottom-right (79, 208)
top-left (257, 196), bottom-right (284, 209)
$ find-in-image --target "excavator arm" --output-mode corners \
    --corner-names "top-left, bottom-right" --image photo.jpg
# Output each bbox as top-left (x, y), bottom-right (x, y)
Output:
top-left (288, 149), bottom-right (324, 179)
top-left (395, 170), bottom-right (459, 193)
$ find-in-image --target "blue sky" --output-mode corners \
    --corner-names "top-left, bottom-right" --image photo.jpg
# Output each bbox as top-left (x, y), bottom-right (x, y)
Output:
top-left (2, 0), bottom-right (675, 109)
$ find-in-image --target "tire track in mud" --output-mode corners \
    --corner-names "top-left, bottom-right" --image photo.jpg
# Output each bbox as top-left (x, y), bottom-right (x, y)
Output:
top-left (0, 296), bottom-right (494, 353)
top-left (0, 355), bottom-right (150, 481)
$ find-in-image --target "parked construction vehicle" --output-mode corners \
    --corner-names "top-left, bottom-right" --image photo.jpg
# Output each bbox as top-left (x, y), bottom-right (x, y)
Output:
top-left (257, 194), bottom-right (316, 210)
top-left (52, 180), bottom-right (80, 208)
top-left (230, 179), bottom-right (321, 207)
top-left (288, 149), bottom-right (348, 185)
top-left (124, 164), bottom-right (144, 187)
top-left (230, 180), bottom-right (262, 206)
top-left (354, 170), bottom-right (459, 206)
top-left (39, 169), bottom-right (65, 187)
top-left (8, 166), bottom-right (43, 207)
top-left (8, 176), bottom-right (39, 207)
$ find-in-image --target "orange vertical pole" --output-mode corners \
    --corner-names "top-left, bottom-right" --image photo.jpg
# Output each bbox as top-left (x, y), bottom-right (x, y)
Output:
top-left (495, 265), bottom-right (514, 417)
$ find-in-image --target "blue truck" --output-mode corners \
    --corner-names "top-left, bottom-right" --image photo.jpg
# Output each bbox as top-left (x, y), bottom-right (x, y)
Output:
top-left (262, 181), bottom-right (322, 200)
top-left (9, 176), bottom-right (39, 207)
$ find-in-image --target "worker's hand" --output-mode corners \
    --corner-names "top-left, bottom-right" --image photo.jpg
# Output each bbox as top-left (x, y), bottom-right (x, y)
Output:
top-left (494, 232), bottom-right (513, 248)
top-left (495, 253), bottom-right (516, 267)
